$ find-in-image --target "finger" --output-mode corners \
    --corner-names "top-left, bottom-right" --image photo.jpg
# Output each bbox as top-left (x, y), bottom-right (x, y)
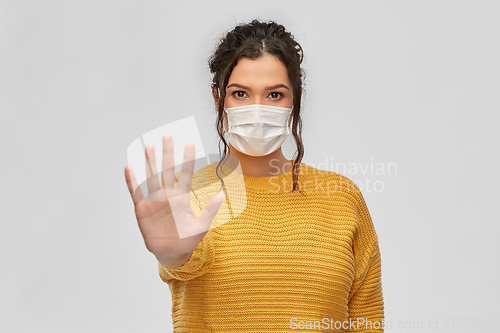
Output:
top-left (125, 164), bottom-right (144, 204)
top-left (145, 143), bottom-right (160, 193)
top-left (161, 130), bottom-right (175, 189)
top-left (177, 140), bottom-right (195, 193)
top-left (197, 191), bottom-right (225, 232)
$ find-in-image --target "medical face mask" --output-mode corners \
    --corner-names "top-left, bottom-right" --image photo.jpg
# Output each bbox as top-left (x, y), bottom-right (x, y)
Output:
top-left (223, 104), bottom-right (293, 157)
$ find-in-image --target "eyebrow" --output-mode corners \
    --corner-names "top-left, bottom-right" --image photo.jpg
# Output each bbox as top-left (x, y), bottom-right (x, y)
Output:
top-left (226, 83), bottom-right (289, 91)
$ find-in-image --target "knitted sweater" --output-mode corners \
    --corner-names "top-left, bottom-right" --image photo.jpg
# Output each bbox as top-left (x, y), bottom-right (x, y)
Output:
top-left (158, 160), bottom-right (384, 332)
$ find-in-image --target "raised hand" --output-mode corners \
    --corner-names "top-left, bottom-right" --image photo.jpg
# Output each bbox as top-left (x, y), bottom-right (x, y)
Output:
top-left (124, 131), bottom-right (225, 266)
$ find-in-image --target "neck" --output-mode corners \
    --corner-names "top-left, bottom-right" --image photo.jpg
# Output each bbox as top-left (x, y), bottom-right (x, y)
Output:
top-left (226, 145), bottom-right (292, 177)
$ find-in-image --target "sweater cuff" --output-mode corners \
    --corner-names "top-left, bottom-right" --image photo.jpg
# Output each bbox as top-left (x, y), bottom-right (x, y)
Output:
top-left (158, 230), bottom-right (215, 282)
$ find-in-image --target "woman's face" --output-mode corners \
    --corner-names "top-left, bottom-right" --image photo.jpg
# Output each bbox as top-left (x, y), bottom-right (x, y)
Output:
top-left (219, 53), bottom-right (294, 131)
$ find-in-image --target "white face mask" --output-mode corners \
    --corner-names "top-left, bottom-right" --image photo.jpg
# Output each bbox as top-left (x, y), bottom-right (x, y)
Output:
top-left (223, 104), bottom-right (293, 157)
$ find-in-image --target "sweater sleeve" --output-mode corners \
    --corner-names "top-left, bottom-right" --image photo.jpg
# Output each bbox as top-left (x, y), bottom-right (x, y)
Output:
top-left (346, 183), bottom-right (385, 333)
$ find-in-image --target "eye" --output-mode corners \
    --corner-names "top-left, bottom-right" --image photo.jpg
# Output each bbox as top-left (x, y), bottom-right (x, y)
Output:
top-left (232, 91), bottom-right (247, 98)
top-left (269, 92), bottom-right (284, 99)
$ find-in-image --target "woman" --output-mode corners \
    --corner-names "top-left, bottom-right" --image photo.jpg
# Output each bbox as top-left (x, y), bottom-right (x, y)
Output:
top-left (124, 20), bottom-right (384, 332)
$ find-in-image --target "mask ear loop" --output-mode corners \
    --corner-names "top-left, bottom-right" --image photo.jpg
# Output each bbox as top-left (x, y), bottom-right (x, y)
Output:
top-left (222, 99), bottom-right (228, 135)
top-left (288, 105), bottom-right (294, 132)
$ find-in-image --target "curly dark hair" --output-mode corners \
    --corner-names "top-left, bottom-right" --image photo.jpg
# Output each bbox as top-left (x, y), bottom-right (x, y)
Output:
top-left (208, 19), bottom-right (305, 193)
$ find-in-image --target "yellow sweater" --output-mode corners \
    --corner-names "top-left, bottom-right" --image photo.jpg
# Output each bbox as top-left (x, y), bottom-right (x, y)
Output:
top-left (158, 160), bottom-right (384, 332)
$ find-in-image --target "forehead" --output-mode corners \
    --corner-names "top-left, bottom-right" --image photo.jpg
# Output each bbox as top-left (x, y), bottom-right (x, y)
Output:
top-left (228, 54), bottom-right (290, 86)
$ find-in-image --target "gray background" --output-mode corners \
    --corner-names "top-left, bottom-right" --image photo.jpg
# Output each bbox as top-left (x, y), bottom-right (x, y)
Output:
top-left (1, 0), bottom-right (499, 332)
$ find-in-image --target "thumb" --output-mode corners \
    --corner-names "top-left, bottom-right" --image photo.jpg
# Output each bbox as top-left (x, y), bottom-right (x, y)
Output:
top-left (198, 191), bottom-right (226, 231)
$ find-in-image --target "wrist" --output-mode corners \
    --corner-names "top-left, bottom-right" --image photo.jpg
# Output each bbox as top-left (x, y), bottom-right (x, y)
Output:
top-left (156, 251), bottom-right (192, 268)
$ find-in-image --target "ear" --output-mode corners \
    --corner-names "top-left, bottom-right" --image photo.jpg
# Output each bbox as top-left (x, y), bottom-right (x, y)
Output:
top-left (211, 83), bottom-right (219, 109)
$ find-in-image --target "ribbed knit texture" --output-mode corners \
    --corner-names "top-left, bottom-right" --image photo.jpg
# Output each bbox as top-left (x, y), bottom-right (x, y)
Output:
top-left (158, 160), bottom-right (384, 332)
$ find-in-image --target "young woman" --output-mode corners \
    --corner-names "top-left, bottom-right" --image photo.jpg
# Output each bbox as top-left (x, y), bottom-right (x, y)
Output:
top-left (125, 20), bottom-right (385, 332)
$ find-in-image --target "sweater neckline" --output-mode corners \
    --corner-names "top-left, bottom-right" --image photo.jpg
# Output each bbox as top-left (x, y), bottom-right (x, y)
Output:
top-left (209, 159), bottom-right (301, 192)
